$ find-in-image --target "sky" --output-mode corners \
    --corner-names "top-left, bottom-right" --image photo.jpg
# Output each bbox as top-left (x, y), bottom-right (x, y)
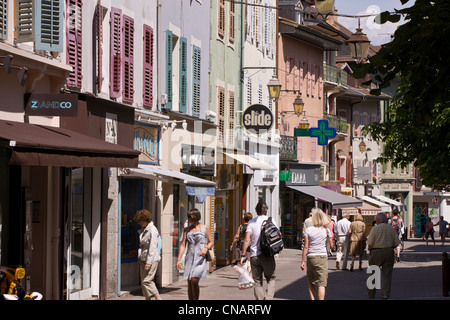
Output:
top-left (335, 0), bottom-right (416, 45)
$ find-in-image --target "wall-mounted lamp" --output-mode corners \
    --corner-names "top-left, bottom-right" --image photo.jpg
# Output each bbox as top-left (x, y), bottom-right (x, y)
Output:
top-left (298, 112), bottom-right (309, 129)
top-left (359, 141), bottom-right (366, 152)
top-left (0, 55), bottom-right (28, 86)
top-left (267, 74), bottom-right (282, 101)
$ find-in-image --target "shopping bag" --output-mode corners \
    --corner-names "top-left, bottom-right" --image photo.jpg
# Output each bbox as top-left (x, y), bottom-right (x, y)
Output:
top-left (233, 265), bottom-right (254, 289)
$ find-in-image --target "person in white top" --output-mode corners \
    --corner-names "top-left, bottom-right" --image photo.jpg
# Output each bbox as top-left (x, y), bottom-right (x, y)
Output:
top-left (241, 201), bottom-right (276, 300)
top-left (335, 213), bottom-right (351, 270)
top-left (301, 208), bottom-right (334, 300)
top-left (135, 209), bottom-right (162, 300)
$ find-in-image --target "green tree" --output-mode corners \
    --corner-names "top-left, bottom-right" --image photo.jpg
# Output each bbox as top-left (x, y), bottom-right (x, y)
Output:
top-left (354, 0), bottom-right (450, 189)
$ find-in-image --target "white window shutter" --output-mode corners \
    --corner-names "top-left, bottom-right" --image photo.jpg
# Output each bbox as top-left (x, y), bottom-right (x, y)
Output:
top-left (35, 0), bottom-right (64, 52)
top-left (0, 0), bottom-right (8, 40)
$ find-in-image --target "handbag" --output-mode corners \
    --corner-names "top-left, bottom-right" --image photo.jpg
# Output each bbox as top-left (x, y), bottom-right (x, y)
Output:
top-left (203, 224), bottom-right (215, 261)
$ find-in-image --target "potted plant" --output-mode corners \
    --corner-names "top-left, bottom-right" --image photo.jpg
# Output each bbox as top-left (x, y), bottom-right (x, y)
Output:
top-left (340, 177), bottom-right (346, 184)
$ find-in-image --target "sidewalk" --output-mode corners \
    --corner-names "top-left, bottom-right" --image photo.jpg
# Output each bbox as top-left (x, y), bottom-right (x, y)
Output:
top-left (111, 238), bottom-right (450, 300)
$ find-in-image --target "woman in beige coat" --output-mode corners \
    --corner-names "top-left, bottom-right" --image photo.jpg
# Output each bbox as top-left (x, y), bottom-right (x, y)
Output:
top-left (348, 213), bottom-right (366, 271)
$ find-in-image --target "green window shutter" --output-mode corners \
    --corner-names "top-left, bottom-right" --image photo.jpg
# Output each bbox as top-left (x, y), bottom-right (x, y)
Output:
top-left (16, 0), bottom-right (33, 43)
top-left (165, 30), bottom-right (173, 110)
top-left (35, 0), bottom-right (64, 52)
top-left (0, 0), bottom-right (8, 40)
top-left (192, 45), bottom-right (201, 117)
top-left (179, 37), bottom-right (187, 113)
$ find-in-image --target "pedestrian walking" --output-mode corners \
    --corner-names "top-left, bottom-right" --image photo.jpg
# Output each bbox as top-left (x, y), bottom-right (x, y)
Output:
top-left (134, 209), bottom-right (163, 300)
top-left (366, 212), bottom-right (400, 299)
top-left (335, 213), bottom-right (351, 270)
top-left (326, 215), bottom-right (336, 256)
top-left (231, 212), bottom-right (253, 271)
top-left (436, 216), bottom-right (449, 246)
top-left (176, 208), bottom-right (214, 300)
top-left (300, 208), bottom-right (333, 300)
top-left (389, 211), bottom-right (404, 262)
top-left (425, 217), bottom-right (436, 246)
top-left (240, 201), bottom-right (276, 300)
top-left (420, 213), bottom-right (427, 240)
top-left (348, 213), bottom-right (366, 271)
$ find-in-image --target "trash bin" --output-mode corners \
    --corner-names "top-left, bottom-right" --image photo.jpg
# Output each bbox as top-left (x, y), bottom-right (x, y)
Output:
top-left (443, 252), bottom-right (450, 297)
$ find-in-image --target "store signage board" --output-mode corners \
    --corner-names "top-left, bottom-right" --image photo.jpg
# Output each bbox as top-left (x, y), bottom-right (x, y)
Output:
top-left (134, 124), bottom-right (159, 164)
top-left (24, 93), bottom-right (78, 117)
top-left (242, 104), bottom-right (274, 134)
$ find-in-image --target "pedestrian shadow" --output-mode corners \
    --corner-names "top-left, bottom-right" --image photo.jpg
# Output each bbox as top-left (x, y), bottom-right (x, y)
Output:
top-left (274, 259), bottom-right (448, 300)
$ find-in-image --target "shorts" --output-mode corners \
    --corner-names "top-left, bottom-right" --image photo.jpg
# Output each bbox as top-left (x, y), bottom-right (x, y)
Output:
top-left (306, 255), bottom-right (328, 287)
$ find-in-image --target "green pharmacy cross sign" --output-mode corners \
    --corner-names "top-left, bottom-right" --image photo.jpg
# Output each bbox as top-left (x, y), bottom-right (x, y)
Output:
top-left (309, 120), bottom-right (336, 145)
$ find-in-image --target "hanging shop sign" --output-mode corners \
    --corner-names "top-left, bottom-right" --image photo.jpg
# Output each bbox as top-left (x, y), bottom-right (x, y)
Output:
top-left (309, 120), bottom-right (336, 146)
top-left (181, 144), bottom-right (215, 176)
top-left (134, 124), bottom-right (159, 164)
top-left (24, 93), bottom-right (78, 117)
top-left (242, 104), bottom-right (274, 134)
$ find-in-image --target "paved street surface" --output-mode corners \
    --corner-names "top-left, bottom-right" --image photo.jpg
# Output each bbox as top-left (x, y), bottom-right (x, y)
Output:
top-left (111, 238), bottom-right (450, 301)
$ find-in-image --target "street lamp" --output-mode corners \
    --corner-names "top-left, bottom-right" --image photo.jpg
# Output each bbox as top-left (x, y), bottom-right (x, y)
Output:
top-left (267, 74), bottom-right (282, 101)
top-left (293, 95), bottom-right (305, 116)
top-left (298, 112), bottom-right (310, 129)
top-left (314, 0), bottom-right (335, 13)
top-left (347, 20), bottom-right (371, 61)
top-left (359, 141), bottom-right (366, 152)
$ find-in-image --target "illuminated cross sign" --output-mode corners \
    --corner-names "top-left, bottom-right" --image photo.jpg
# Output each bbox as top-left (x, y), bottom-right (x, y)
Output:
top-left (309, 120), bottom-right (336, 146)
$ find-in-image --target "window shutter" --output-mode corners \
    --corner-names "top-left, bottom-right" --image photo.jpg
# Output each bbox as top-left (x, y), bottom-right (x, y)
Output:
top-left (228, 91), bottom-right (235, 148)
top-left (310, 139), bottom-right (316, 162)
top-left (218, 0), bottom-right (224, 38)
top-left (66, 0), bottom-right (82, 88)
top-left (165, 30), bottom-right (173, 109)
top-left (143, 24), bottom-right (154, 109)
top-left (229, 0), bottom-right (235, 43)
top-left (122, 14), bottom-right (134, 104)
top-left (96, 0), bottom-right (103, 93)
top-left (179, 37), bottom-right (187, 113)
top-left (0, 0), bottom-right (7, 40)
top-left (346, 158), bottom-right (352, 186)
top-left (218, 86), bottom-right (225, 145)
top-left (192, 45), bottom-right (201, 117)
top-left (35, 0), bottom-right (64, 52)
top-left (16, 0), bottom-right (33, 43)
top-left (110, 7), bottom-right (122, 98)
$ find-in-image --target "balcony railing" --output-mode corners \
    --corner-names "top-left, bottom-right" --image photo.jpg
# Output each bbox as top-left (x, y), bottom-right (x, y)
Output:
top-left (280, 135), bottom-right (297, 161)
top-left (323, 64), bottom-right (347, 87)
top-left (323, 114), bottom-right (349, 134)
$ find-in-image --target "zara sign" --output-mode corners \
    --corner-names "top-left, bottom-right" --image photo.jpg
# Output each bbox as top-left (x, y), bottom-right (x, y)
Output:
top-left (242, 104), bottom-right (274, 134)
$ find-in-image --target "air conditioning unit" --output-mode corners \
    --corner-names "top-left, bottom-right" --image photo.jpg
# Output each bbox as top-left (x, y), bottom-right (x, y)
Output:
top-left (161, 94), bottom-right (168, 106)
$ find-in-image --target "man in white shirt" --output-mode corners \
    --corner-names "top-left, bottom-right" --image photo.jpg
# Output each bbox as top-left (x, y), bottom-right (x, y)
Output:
top-left (335, 213), bottom-right (351, 270)
top-left (241, 201), bottom-right (276, 300)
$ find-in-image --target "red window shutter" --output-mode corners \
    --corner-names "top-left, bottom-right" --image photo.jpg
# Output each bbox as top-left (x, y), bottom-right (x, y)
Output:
top-left (66, 0), bottom-right (82, 89)
top-left (96, 0), bottom-right (103, 93)
top-left (110, 7), bottom-right (122, 99)
top-left (122, 15), bottom-right (134, 104)
top-left (143, 24), bottom-right (154, 109)
top-left (346, 158), bottom-right (352, 186)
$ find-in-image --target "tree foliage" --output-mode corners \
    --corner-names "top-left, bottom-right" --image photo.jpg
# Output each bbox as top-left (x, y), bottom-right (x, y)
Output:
top-left (353, 0), bottom-right (450, 189)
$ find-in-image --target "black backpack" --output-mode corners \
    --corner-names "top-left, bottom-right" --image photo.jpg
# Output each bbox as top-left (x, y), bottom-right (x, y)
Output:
top-left (260, 217), bottom-right (284, 256)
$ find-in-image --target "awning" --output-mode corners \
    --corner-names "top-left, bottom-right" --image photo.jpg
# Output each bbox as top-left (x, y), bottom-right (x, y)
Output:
top-left (120, 164), bottom-right (215, 187)
top-left (287, 185), bottom-right (362, 209)
top-left (0, 119), bottom-right (139, 168)
top-left (342, 201), bottom-right (382, 216)
top-left (357, 196), bottom-right (392, 213)
top-left (224, 152), bottom-right (276, 171)
top-left (374, 195), bottom-right (407, 212)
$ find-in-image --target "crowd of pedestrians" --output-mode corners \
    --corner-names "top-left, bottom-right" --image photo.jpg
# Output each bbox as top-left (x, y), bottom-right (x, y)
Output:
top-left (131, 203), bottom-right (449, 301)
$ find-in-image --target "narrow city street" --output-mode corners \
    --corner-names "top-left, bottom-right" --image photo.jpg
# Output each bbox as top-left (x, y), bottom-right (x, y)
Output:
top-left (113, 238), bottom-right (450, 301)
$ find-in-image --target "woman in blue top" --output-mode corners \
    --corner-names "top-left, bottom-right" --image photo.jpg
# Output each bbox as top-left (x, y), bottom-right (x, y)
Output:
top-left (176, 208), bottom-right (214, 300)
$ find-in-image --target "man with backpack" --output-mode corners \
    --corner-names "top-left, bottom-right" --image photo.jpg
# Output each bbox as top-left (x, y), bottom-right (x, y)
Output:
top-left (241, 201), bottom-right (280, 300)
top-left (389, 211), bottom-right (404, 262)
